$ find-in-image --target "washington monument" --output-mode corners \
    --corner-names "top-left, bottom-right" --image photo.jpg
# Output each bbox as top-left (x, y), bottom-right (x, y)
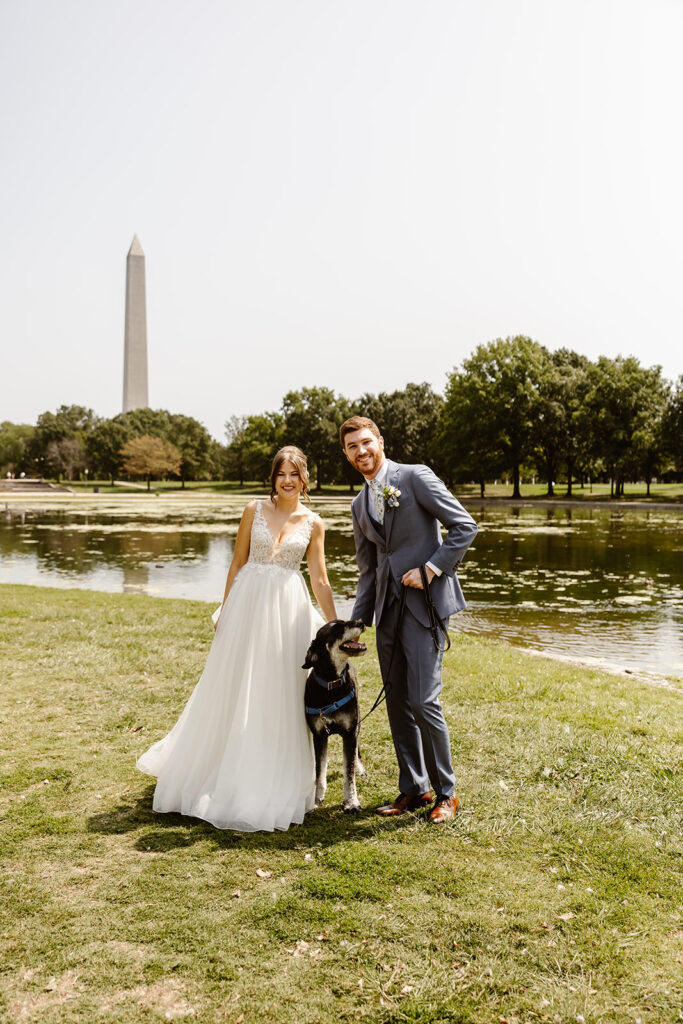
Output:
top-left (122, 235), bottom-right (149, 411)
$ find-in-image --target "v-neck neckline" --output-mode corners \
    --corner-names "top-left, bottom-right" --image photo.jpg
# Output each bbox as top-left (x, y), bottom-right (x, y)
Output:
top-left (258, 500), bottom-right (310, 548)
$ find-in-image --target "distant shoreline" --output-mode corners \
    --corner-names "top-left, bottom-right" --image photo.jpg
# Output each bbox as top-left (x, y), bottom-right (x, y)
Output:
top-left (460, 496), bottom-right (683, 511)
top-left (2, 490), bottom-right (682, 511)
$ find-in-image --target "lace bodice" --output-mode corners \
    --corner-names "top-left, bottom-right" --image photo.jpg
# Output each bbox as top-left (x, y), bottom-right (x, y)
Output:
top-left (247, 501), bottom-right (316, 572)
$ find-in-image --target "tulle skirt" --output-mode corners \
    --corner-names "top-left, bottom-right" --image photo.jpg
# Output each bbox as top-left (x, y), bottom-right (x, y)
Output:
top-left (137, 562), bottom-right (323, 831)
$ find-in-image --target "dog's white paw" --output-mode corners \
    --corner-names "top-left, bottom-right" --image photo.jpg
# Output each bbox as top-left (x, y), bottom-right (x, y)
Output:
top-left (343, 801), bottom-right (362, 815)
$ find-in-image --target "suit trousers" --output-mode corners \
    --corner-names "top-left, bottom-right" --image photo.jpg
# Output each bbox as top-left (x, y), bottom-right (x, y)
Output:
top-left (376, 591), bottom-right (456, 799)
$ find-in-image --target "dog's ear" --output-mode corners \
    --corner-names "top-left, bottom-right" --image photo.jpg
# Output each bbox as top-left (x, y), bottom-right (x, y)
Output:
top-left (302, 649), bottom-right (318, 669)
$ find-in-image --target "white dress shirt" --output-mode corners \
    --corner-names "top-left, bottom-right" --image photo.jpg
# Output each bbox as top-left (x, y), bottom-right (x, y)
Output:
top-left (363, 460), bottom-right (441, 577)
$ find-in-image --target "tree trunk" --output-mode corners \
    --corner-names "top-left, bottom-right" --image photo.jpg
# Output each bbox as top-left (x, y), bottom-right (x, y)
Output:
top-left (566, 457), bottom-right (573, 497)
top-left (646, 475), bottom-right (651, 497)
top-left (479, 478), bottom-right (486, 498)
top-left (610, 477), bottom-right (614, 498)
top-left (512, 461), bottom-right (522, 499)
top-left (147, 476), bottom-right (151, 492)
top-left (181, 475), bottom-right (186, 490)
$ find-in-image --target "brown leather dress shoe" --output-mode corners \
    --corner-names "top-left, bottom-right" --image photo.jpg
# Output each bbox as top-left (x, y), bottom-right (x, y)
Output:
top-left (428, 795), bottom-right (460, 824)
top-left (375, 791), bottom-right (434, 817)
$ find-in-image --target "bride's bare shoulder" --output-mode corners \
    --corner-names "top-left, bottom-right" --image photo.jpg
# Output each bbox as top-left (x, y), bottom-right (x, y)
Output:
top-left (241, 500), bottom-right (259, 520)
top-left (309, 512), bottom-right (324, 535)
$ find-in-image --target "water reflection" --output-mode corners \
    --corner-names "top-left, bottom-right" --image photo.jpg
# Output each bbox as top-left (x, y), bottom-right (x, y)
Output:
top-left (123, 563), bottom-right (149, 595)
top-left (2, 496), bottom-right (681, 677)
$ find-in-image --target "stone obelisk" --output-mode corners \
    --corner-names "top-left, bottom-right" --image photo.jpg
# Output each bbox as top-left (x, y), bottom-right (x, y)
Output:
top-left (122, 235), bottom-right (149, 411)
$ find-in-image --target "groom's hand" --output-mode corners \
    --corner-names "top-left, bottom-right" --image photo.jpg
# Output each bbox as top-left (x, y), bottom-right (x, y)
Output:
top-left (401, 566), bottom-right (435, 589)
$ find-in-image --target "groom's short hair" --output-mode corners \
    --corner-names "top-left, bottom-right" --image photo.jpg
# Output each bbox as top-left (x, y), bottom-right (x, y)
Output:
top-left (340, 416), bottom-right (381, 447)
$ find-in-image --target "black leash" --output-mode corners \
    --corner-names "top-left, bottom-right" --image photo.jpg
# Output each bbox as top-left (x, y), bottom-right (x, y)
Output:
top-left (418, 565), bottom-right (451, 653)
top-left (362, 565), bottom-right (451, 723)
top-left (360, 584), bottom-right (406, 724)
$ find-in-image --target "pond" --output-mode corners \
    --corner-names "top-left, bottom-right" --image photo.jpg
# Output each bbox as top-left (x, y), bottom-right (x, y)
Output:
top-left (2, 495), bottom-right (681, 678)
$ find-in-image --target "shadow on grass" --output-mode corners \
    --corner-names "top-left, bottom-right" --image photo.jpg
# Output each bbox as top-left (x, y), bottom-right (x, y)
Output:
top-left (86, 783), bottom-right (442, 853)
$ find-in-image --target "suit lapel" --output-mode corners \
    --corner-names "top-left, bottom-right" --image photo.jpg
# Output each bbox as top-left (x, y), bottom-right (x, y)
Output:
top-left (358, 483), bottom-right (385, 546)
top-left (383, 462), bottom-right (400, 545)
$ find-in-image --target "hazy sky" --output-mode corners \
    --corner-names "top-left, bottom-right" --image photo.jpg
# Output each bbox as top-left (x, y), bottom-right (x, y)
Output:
top-left (2, 0), bottom-right (681, 440)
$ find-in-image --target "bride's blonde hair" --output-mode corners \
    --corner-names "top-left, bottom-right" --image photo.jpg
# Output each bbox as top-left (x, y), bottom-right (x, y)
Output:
top-left (269, 446), bottom-right (311, 503)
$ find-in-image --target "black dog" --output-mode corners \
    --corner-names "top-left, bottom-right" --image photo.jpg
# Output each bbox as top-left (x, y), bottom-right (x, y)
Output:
top-left (302, 619), bottom-right (367, 813)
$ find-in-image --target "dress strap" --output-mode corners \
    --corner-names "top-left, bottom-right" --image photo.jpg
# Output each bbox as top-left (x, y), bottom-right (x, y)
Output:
top-left (306, 508), bottom-right (319, 531)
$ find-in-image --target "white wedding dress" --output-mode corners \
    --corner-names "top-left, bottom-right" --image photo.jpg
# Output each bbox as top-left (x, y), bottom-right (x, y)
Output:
top-left (137, 501), bottom-right (323, 831)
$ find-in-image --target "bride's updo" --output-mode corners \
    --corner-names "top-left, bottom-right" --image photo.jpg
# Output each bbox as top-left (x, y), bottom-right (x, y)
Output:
top-left (269, 445), bottom-right (311, 503)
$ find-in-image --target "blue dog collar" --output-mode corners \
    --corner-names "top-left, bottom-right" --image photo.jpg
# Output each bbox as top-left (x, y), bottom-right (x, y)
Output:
top-left (310, 663), bottom-right (350, 691)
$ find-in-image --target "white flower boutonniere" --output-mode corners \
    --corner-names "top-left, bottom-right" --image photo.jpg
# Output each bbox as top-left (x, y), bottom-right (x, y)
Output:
top-left (382, 485), bottom-right (401, 509)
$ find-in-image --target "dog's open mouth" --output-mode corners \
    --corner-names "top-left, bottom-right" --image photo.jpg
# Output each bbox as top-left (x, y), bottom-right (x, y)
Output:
top-left (339, 639), bottom-right (367, 655)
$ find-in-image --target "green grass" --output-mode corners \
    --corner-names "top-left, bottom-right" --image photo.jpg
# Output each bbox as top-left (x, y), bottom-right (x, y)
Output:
top-left (1, 584), bottom-right (681, 1023)
top-left (62, 479), bottom-right (683, 502)
top-left (456, 482), bottom-right (683, 503)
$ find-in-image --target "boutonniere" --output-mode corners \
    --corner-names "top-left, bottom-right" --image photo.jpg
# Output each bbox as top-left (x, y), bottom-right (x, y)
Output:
top-left (382, 485), bottom-right (401, 508)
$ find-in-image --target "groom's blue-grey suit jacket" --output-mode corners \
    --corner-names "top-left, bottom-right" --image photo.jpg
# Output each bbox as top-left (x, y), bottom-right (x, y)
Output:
top-left (351, 460), bottom-right (478, 629)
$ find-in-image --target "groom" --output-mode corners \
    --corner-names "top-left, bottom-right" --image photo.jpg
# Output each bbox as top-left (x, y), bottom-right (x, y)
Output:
top-left (341, 416), bottom-right (477, 823)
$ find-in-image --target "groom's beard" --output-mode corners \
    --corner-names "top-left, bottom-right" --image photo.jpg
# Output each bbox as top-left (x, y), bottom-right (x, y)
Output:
top-left (353, 452), bottom-right (384, 479)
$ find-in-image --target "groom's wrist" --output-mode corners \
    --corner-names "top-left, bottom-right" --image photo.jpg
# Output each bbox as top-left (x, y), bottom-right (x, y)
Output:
top-left (425, 561), bottom-right (441, 578)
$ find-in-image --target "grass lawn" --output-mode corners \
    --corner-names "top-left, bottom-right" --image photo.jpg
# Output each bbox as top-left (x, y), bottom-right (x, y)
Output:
top-left (455, 482), bottom-right (683, 504)
top-left (1, 585), bottom-right (681, 1023)
top-left (62, 480), bottom-right (683, 503)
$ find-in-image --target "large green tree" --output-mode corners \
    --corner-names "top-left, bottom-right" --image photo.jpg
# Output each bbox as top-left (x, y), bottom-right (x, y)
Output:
top-left (585, 357), bottom-right (669, 497)
top-left (442, 336), bottom-right (548, 498)
top-left (533, 351), bottom-right (565, 496)
top-left (281, 387), bottom-right (349, 490)
top-left (206, 439), bottom-right (227, 482)
top-left (104, 408), bottom-right (215, 486)
top-left (224, 416), bottom-right (249, 486)
top-left (113, 408), bottom-right (173, 439)
top-left (31, 404), bottom-right (99, 478)
top-left (532, 349), bottom-right (594, 496)
top-left (357, 383), bottom-right (444, 468)
top-left (663, 376), bottom-right (683, 478)
top-left (85, 419), bottom-right (129, 484)
top-left (0, 422), bottom-right (36, 477)
top-left (167, 414), bottom-right (213, 488)
top-left (551, 349), bottom-right (593, 496)
top-left (34, 404), bottom-right (98, 445)
top-left (438, 370), bottom-right (504, 496)
top-left (225, 413), bottom-right (284, 485)
top-left (631, 371), bottom-right (670, 496)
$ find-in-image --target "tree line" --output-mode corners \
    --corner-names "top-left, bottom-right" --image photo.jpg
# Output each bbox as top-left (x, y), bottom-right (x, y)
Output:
top-left (2, 337), bottom-right (681, 495)
top-left (0, 407), bottom-right (219, 490)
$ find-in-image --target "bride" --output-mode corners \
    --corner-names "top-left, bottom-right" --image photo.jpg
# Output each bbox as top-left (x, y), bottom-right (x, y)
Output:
top-left (137, 445), bottom-right (337, 832)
